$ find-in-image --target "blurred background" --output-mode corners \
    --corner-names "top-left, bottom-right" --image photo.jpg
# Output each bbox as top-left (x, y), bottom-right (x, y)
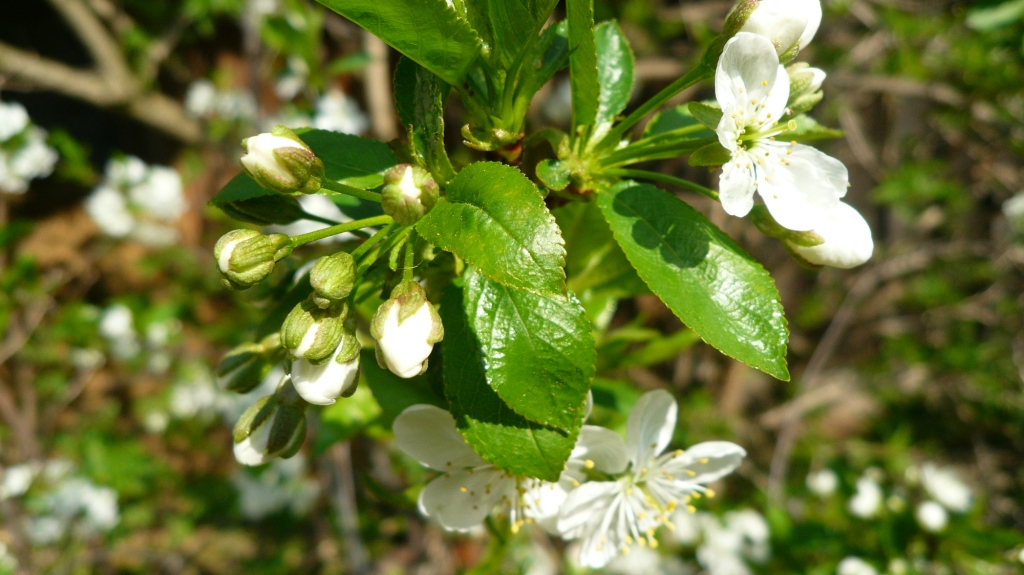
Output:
top-left (1, 0), bottom-right (1023, 573)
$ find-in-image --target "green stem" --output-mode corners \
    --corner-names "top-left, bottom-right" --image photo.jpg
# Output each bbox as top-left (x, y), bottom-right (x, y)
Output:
top-left (628, 122), bottom-right (710, 148)
top-left (350, 223), bottom-right (395, 260)
top-left (320, 179), bottom-right (383, 203)
top-left (603, 168), bottom-right (720, 201)
top-left (601, 138), bottom-right (712, 167)
top-left (298, 210), bottom-right (338, 226)
top-left (290, 215), bottom-right (393, 247)
top-left (596, 66), bottom-right (713, 151)
top-left (357, 225), bottom-right (413, 274)
top-left (402, 231), bottom-right (416, 281)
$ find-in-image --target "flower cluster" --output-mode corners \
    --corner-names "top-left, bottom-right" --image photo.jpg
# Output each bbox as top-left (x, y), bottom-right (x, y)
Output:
top-left (715, 3), bottom-right (873, 268)
top-left (671, 508), bottom-right (771, 575)
top-left (0, 100), bottom-right (58, 194)
top-left (392, 390), bottom-right (747, 568)
top-left (83, 156), bottom-right (186, 246)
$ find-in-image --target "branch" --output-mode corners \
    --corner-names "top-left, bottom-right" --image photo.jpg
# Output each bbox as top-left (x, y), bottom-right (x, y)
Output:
top-left (47, 0), bottom-right (136, 94)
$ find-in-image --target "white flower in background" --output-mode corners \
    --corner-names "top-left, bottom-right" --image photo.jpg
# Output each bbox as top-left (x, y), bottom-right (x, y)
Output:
top-left (169, 370), bottom-right (223, 420)
top-left (314, 89), bottom-right (369, 135)
top-left (787, 202), bottom-right (873, 268)
top-left (739, 0), bottom-right (822, 57)
top-left (915, 500), bottom-right (948, 532)
top-left (84, 156), bottom-right (185, 245)
top-left (143, 410), bottom-right (170, 434)
top-left (98, 304), bottom-right (141, 360)
top-left (920, 463), bottom-right (972, 513)
top-left (28, 477), bottom-right (119, 544)
top-left (670, 509), bottom-right (770, 575)
top-left (1004, 193), bottom-right (1024, 230)
top-left (267, 194), bottom-right (354, 244)
top-left (1, 463), bottom-right (36, 500)
top-left (605, 546), bottom-right (690, 575)
top-left (0, 101), bottom-right (58, 194)
top-left (230, 454), bottom-right (320, 519)
top-left (848, 475), bottom-right (883, 519)
top-left (806, 468), bottom-right (838, 497)
top-left (184, 79), bottom-right (218, 117)
top-left (837, 557), bottom-right (879, 575)
top-left (542, 78), bottom-right (574, 126)
top-left (1018, 548), bottom-right (1024, 565)
top-left (184, 79), bottom-right (257, 121)
top-left (557, 390), bottom-right (746, 569)
top-left (0, 100), bottom-right (30, 140)
top-left (715, 33), bottom-right (848, 232)
top-left (276, 56), bottom-right (310, 101)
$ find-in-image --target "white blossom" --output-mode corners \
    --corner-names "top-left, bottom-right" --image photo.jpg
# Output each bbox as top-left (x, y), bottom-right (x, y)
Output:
top-left (557, 390), bottom-right (746, 568)
top-left (605, 546), bottom-right (690, 575)
top-left (0, 101), bottom-right (30, 141)
top-left (715, 33), bottom-right (848, 231)
top-left (0, 117), bottom-right (57, 194)
top-left (920, 463), bottom-right (972, 513)
top-left (185, 79), bottom-right (218, 117)
top-left (848, 475), bottom-right (883, 519)
top-left (128, 166), bottom-right (186, 221)
top-left (0, 463), bottom-right (36, 500)
top-left (291, 342), bottom-right (359, 405)
top-left (837, 557), bottom-right (878, 575)
top-left (915, 500), bottom-right (948, 532)
top-left (787, 201), bottom-right (873, 268)
top-left (314, 89), bottom-right (369, 135)
top-left (84, 157), bottom-right (184, 245)
top-left (85, 186), bottom-right (135, 237)
top-left (806, 468), bottom-right (838, 497)
top-left (230, 454), bottom-right (320, 519)
top-left (739, 0), bottom-right (822, 56)
top-left (27, 477), bottom-right (119, 543)
top-left (1004, 193), bottom-right (1024, 225)
top-left (374, 301), bottom-right (438, 378)
top-left (98, 304), bottom-right (141, 359)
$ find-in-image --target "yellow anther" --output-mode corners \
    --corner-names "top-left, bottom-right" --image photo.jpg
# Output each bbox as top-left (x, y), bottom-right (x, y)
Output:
top-left (700, 458), bottom-right (709, 465)
top-left (675, 450), bottom-right (684, 457)
top-left (687, 470), bottom-right (696, 477)
top-left (584, 459), bottom-right (595, 470)
top-left (762, 80), bottom-right (768, 86)
top-left (460, 487), bottom-right (468, 493)
top-left (625, 536), bottom-right (634, 545)
top-left (687, 505), bottom-right (697, 513)
top-left (705, 489), bottom-right (716, 499)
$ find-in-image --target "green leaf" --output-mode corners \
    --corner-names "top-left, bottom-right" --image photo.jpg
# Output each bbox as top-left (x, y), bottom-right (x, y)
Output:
top-left (689, 141), bottom-right (733, 167)
top-left (316, 0), bottom-right (481, 87)
top-left (536, 159), bottom-right (570, 191)
top-left (210, 174), bottom-right (307, 225)
top-left (688, 101), bottom-right (723, 131)
top-left (394, 57), bottom-right (457, 184)
top-left (786, 115), bottom-right (845, 142)
top-left (416, 162), bottom-right (567, 298)
top-left (440, 285), bottom-right (581, 481)
top-left (643, 105), bottom-right (714, 139)
top-left (463, 0), bottom-right (559, 68)
top-left (362, 349), bottom-right (445, 427)
top-left (514, 21), bottom-right (570, 105)
top-left (597, 182), bottom-right (790, 380)
top-left (463, 268), bottom-right (594, 430)
top-left (298, 129), bottom-right (398, 189)
top-left (566, 0), bottom-right (599, 130)
top-left (553, 200), bottom-right (647, 300)
top-left (594, 20), bottom-right (635, 129)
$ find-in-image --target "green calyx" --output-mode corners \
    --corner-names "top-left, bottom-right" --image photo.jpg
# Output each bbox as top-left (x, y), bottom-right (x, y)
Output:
top-left (381, 164), bottom-right (439, 225)
top-left (310, 251), bottom-right (356, 307)
top-left (214, 230), bottom-right (293, 290)
top-left (280, 296), bottom-right (348, 364)
top-left (750, 205), bottom-right (825, 248)
top-left (217, 333), bottom-right (282, 393)
top-left (240, 125), bottom-right (324, 195)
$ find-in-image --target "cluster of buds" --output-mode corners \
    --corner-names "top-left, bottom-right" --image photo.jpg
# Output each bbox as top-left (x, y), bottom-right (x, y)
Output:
top-left (217, 333), bottom-right (284, 393)
top-left (309, 251), bottom-right (356, 308)
top-left (233, 377), bottom-right (307, 466)
top-left (214, 229), bottom-right (292, 290)
top-left (787, 62), bottom-right (827, 116)
top-left (371, 281), bottom-right (444, 379)
top-left (240, 126), bottom-right (324, 195)
top-left (381, 164), bottom-right (439, 226)
top-left (751, 204), bottom-right (873, 269)
top-left (281, 297), bottom-right (348, 365)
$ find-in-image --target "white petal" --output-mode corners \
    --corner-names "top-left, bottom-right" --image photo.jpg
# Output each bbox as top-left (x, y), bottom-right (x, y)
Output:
top-left (716, 33), bottom-right (781, 111)
top-left (234, 419), bottom-right (272, 466)
top-left (377, 302), bottom-right (435, 378)
top-left (392, 405), bottom-right (484, 471)
top-left (418, 468), bottom-right (511, 532)
top-left (626, 390), bottom-right (678, 468)
top-left (797, 0), bottom-right (823, 50)
top-left (790, 202), bottom-right (874, 268)
top-left (557, 480), bottom-right (621, 540)
top-left (522, 478), bottom-right (569, 535)
top-left (573, 425), bottom-right (629, 475)
top-left (757, 144), bottom-right (846, 231)
top-left (657, 441), bottom-right (747, 484)
top-left (759, 65), bottom-right (791, 122)
top-left (291, 345), bottom-right (360, 405)
top-left (719, 160), bottom-right (757, 218)
top-left (740, 0), bottom-right (818, 55)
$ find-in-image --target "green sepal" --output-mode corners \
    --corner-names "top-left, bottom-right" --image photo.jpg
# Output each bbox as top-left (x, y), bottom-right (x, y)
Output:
top-left (233, 395), bottom-right (275, 443)
top-left (310, 251), bottom-right (356, 304)
top-left (688, 101), bottom-right (724, 131)
top-left (280, 297), bottom-right (348, 364)
top-left (266, 399), bottom-right (307, 455)
top-left (537, 159), bottom-right (571, 192)
top-left (689, 142), bottom-right (733, 167)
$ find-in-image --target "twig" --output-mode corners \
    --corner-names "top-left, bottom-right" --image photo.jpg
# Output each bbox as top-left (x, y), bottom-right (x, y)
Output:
top-left (362, 31), bottom-right (397, 140)
top-left (328, 442), bottom-right (371, 575)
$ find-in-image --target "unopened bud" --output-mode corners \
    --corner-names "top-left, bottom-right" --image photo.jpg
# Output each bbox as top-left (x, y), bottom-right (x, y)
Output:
top-left (291, 330), bottom-right (361, 405)
top-left (280, 297), bottom-right (347, 364)
top-left (214, 229), bottom-right (293, 290)
top-left (784, 202), bottom-right (874, 269)
top-left (787, 63), bottom-right (827, 115)
top-left (232, 380), bottom-right (307, 466)
top-left (370, 281), bottom-right (443, 379)
top-left (240, 126), bottom-right (324, 195)
top-left (725, 0), bottom-right (822, 61)
top-left (217, 334), bottom-right (282, 393)
top-left (310, 251), bottom-right (356, 307)
top-left (381, 165), bottom-right (439, 225)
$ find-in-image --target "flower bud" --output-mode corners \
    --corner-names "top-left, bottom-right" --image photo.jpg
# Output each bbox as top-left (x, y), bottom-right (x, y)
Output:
top-left (310, 251), bottom-right (356, 308)
top-left (217, 334), bottom-right (281, 393)
top-left (232, 381), bottom-right (307, 466)
top-left (726, 0), bottom-right (822, 60)
top-left (381, 165), bottom-right (439, 226)
top-left (291, 329), bottom-right (361, 405)
top-left (214, 229), bottom-right (293, 290)
top-left (370, 281), bottom-right (444, 379)
top-left (280, 297), bottom-right (347, 364)
top-left (240, 126), bottom-right (324, 195)
top-left (785, 202), bottom-right (874, 269)
top-left (787, 63), bottom-right (827, 115)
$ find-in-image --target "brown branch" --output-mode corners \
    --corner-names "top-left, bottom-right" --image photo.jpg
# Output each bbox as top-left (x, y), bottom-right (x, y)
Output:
top-left (362, 31), bottom-right (397, 141)
top-left (47, 0), bottom-right (136, 92)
